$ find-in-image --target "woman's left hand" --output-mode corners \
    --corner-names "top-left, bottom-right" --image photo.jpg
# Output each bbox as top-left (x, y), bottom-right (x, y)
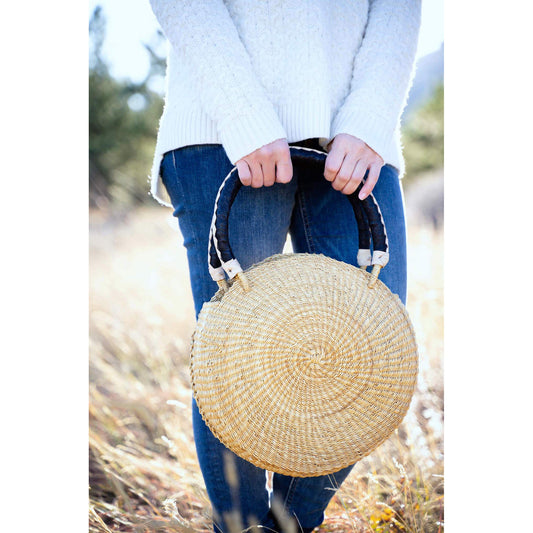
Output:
top-left (324, 133), bottom-right (384, 200)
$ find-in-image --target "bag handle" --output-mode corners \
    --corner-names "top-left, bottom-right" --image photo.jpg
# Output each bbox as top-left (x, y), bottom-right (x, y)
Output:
top-left (208, 146), bottom-right (389, 291)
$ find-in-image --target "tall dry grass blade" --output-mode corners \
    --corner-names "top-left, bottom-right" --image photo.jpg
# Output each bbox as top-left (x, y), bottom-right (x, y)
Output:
top-left (89, 505), bottom-right (114, 533)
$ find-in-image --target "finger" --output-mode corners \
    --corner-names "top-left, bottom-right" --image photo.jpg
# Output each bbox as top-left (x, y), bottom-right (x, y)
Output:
top-left (339, 159), bottom-right (367, 195)
top-left (236, 160), bottom-right (252, 186)
top-left (261, 158), bottom-right (276, 187)
top-left (249, 160), bottom-right (264, 188)
top-left (340, 164), bottom-right (365, 196)
top-left (358, 162), bottom-right (382, 200)
top-left (340, 175), bottom-right (361, 196)
top-left (275, 158), bottom-right (293, 184)
top-left (331, 154), bottom-right (357, 192)
top-left (324, 148), bottom-right (345, 182)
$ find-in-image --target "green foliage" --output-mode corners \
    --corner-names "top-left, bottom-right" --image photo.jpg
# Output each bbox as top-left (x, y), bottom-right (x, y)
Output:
top-left (402, 84), bottom-right (444, 182)
top-left (89, 7), bottom-right (164, 207)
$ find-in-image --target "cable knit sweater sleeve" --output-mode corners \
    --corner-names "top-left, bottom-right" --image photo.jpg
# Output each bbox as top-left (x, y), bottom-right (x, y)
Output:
top-left (149, 0), bottom-right (287, 164)
top-left (331, 0), bottom-right (421, 162)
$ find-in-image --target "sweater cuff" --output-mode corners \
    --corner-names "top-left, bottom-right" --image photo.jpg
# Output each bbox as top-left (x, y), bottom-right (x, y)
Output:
top-left (331, 107), bottom-right (396, 163)
top-left (218, 107), bottom-right (288, 164)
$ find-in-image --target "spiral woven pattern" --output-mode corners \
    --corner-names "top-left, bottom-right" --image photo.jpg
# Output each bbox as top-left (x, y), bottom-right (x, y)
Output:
top-left (191, 253), bottom-right (418, 477)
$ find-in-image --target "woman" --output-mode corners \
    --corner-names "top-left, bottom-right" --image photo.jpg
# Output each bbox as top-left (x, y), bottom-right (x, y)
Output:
top-left (148, 1), bottom-right (421, 531)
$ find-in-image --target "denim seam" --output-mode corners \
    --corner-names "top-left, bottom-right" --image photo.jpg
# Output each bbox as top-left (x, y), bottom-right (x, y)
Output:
top-left (283, 477), bottom-right (299, 510)
top-left (295, 186), bottom-right (315, 253)
top-left (171, 149), bottom-right (177, 171)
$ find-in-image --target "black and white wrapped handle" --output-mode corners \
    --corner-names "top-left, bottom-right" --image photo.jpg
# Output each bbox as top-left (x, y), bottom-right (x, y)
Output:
top-left (208, 146), bottom-right (389, 291)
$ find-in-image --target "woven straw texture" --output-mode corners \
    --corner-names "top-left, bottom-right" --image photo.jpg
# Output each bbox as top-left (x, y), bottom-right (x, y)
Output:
top-left (191, 253), bottom-right (418, 477)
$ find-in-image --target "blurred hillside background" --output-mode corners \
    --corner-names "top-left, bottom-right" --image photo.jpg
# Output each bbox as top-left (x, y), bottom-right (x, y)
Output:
top-left (89, 3), bottom-right (444, 532)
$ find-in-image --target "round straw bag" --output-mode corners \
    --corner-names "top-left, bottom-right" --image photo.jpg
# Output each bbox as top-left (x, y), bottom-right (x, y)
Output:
top-left (191, 147), bottom-right (418, 477)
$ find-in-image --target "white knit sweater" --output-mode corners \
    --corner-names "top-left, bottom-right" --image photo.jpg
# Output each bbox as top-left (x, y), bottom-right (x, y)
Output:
top-left (149, 0), bottom-right (421, 207)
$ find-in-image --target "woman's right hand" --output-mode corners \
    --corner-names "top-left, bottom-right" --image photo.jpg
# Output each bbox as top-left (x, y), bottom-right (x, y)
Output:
top-left (236, 138), bottom-right (293, 187)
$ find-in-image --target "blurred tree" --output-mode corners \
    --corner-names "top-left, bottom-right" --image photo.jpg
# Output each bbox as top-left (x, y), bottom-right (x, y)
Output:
top-left (402, 83), bottom-right (444, 182)
top-left (89, 6), bottom-right (164, 208)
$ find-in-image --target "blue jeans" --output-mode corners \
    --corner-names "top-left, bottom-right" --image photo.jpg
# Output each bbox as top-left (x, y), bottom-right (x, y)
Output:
top-left (160, 140), bottom-right (407, 533)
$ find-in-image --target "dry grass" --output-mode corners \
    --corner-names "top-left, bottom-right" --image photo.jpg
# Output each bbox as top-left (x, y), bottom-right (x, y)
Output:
top-left (89, 202), bottom-right (443, 533)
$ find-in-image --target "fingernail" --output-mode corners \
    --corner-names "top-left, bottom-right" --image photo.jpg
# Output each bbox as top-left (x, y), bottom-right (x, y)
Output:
top-left (359, 191), bottom-right (366, 200)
